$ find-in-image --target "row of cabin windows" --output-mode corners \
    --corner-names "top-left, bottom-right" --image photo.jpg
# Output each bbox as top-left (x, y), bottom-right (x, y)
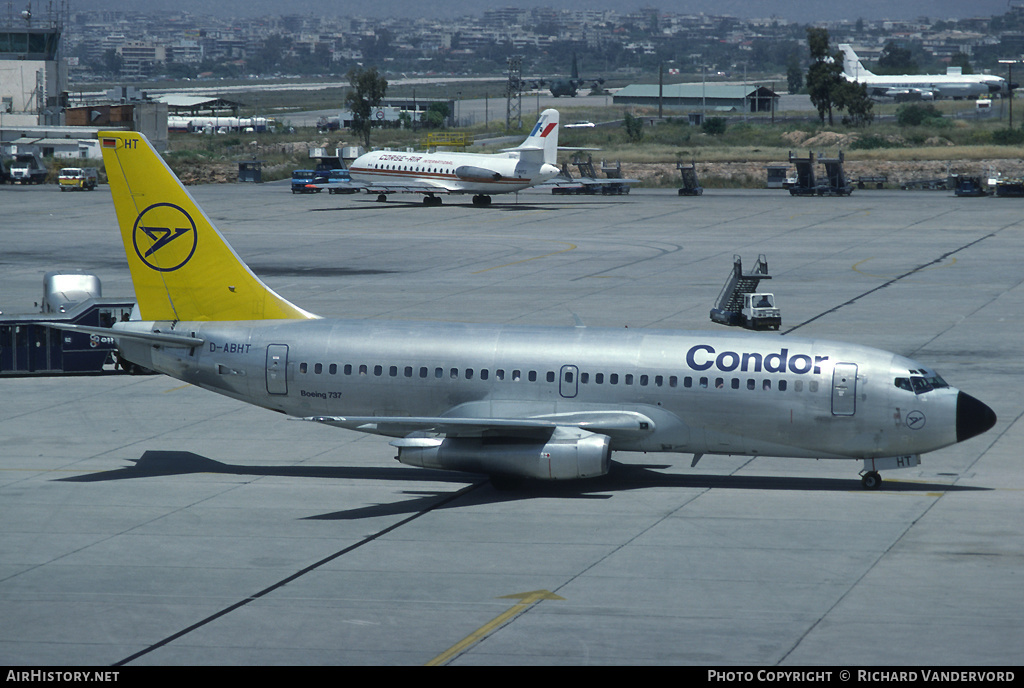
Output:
top-left (373, 162), bottom-right (451, 175)
top-left (296, 361), bottom-right (820, 393)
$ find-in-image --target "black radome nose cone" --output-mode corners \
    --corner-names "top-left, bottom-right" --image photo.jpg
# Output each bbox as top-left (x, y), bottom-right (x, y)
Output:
top-left (957, 392), bottom-right (997, 442)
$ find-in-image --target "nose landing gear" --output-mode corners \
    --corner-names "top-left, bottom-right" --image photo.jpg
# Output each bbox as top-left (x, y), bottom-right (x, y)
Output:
top-left (861, 471), bottom-right (882, 490)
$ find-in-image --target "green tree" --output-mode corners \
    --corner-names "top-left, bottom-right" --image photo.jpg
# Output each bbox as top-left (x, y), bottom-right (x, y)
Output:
top-left (701, 117), bottom-right (727, 135)
top-left (836, 81), bottom-right (874, 126)
top-left (345, 66), bottom-right (388, 148)
top-left (877, 41), bottom-right (918, 74)
top-left (424, 102), bottom-right (450, 128)
top-left (950, 52), bottom-right (973, 75)
top-left (101, 48), bottom-right (123, 76)
top-left (786, 54), bottom-right (803, 94)
top-left (623, 111), bottom-right (644, 142)
top-left (805, 28), bottom-right (844, 125)
top-left (896, 103), bottom-right (942, 126)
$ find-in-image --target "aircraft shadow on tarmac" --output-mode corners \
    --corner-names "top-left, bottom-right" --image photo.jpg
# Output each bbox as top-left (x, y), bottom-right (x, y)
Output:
top-left (306, 199), bottom-right (630, 212)
top-left (57, 450), bottom-right (989, 521)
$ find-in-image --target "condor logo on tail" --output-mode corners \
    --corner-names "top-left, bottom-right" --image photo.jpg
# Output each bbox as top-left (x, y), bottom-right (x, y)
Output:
top-left (132, 203), bottom-right (198, 272)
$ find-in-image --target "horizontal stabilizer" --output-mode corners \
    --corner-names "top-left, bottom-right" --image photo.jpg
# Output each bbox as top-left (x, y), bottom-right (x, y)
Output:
top-left (42, 322), bottom-right (205, 349)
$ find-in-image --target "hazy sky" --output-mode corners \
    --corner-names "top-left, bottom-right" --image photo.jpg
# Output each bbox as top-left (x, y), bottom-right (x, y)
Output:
top-left (78, 0), bottom-right (1012, 23)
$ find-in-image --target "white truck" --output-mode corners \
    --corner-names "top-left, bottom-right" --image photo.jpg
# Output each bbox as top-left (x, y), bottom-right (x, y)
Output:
top-left (9, 153), bottom-right (48, 184)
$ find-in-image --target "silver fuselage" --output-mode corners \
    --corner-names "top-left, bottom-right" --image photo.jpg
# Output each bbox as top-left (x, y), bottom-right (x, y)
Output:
top-left (115, 318), bottom-right (964, 462)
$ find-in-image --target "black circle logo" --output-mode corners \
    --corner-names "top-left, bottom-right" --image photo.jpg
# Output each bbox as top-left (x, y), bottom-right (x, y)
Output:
top-left (906, 411), bottom-right (926, 430)
top-left (132, 203), bottom-right (198, 272)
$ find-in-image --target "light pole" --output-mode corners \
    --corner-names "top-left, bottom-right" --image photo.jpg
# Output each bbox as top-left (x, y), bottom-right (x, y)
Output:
top-left (999, 59), bottom-right (1020, 129)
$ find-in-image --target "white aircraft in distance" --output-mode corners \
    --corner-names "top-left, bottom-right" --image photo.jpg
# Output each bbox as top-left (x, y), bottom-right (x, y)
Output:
top-left (321, 109), bottom-right (562, 206)
top-left (51, 130), bottom-right (996, 490)
top-left (839, 44), bottom-right (1006, 100)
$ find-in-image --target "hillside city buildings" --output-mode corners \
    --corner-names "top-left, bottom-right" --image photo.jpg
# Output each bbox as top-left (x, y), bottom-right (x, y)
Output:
top-left (5, 4), bottom-right (1024, 134)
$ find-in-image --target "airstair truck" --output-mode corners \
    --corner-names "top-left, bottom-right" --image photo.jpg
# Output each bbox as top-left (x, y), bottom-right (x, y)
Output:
top-left (710, 255), bottom-right (781, 330)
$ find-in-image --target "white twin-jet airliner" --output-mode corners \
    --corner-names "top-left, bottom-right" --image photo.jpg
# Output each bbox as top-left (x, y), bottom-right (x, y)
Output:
top-left (321, 109), bottom-right (562, 206)
top-left (50, 131), bottom-right (997, 490)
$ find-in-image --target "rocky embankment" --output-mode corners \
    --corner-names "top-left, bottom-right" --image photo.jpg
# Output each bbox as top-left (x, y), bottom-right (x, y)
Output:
top-left (621, 158), bottom-right (1024, 189)
top-left (172, 131), bottom-right (1024, 187)
top-left (621, 129), bottom-right (1024, 188)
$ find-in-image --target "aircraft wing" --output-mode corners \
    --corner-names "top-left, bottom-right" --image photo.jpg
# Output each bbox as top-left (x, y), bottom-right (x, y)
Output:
top-left (542, 176), bottom-right (640, 187)
top-left (573, 177), bottom-right (640, 186)
top-left (312, 179), bottom-right (454, 194)
top-left (300, 409), bottom-right (656, 441)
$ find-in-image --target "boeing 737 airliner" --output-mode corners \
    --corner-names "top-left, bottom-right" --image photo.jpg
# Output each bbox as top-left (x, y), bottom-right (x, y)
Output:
top-left (52, 131), bottom-right (997, 489)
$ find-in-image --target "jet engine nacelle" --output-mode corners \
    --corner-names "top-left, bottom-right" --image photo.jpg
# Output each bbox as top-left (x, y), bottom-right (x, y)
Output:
top-left (455, 166), bottom-right (502, 182)
top-left (394, 427), bottom-right (611, 480)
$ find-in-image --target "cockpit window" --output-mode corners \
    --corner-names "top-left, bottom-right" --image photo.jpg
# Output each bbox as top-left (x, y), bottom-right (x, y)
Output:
top-left (897, 372), bottom-right (942, 395)
top-left (911, 376), bottom-right (933, 394)
top-left (896, 370), bottom-right (949, 395)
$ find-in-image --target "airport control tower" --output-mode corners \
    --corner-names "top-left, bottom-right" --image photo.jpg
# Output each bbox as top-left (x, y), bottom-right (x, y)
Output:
top-left (0, 2), bottom-right (69, 128)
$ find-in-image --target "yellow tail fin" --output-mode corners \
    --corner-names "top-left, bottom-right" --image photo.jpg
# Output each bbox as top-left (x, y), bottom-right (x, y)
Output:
top-left (99, 131), bottom-right (316, 322)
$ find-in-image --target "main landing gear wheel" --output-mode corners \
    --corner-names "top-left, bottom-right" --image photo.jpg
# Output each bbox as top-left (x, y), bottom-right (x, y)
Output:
top-left (376, 194), bottom-right (387, 202)
top-left (861, 471), bottom-right (882, 490)
top-left (423, 195), bottom-right (443, 206)
top-left (472, 194), bottom-right (492, 206)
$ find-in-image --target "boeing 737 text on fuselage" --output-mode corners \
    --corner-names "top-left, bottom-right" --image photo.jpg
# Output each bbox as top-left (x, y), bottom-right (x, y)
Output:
top-left (49, 131), bottom-right (997, 490)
